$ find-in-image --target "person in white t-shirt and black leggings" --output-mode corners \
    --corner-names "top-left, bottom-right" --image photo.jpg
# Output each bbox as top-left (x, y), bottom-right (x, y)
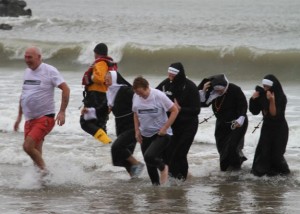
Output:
top-left (132, 76), bottom-right (178, 185)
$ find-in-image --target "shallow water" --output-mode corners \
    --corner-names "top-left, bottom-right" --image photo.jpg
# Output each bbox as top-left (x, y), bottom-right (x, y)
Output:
top-left (1, 68), bottom-right (300, 213)
top-left (1, 130), bottom-right (300, 213)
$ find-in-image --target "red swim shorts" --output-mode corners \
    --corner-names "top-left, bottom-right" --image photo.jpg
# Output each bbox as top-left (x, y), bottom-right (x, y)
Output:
top-left (24, 116), bottom-right (55, 144)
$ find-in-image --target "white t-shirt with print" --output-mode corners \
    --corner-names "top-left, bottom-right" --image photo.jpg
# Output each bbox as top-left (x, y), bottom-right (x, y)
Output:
top-left (20, 63), bottom-right (65, 120)
top-left (132, 87), bottom-right (174, 137)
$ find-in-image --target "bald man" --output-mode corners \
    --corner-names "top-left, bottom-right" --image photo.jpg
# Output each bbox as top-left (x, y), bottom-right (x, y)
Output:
top-left (14, 46), bottom-right (70, 174)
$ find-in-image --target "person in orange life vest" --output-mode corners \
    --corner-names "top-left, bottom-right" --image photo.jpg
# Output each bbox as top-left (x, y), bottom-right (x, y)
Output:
top-left (80, 43), bottom-right (114, 144)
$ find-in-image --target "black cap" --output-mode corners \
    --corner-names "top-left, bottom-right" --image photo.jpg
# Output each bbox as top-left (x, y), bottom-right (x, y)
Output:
top-left (93, 43), bottom-right (108, 56)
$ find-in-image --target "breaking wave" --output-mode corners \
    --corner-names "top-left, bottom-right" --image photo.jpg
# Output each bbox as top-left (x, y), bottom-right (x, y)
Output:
top-left (1, 40), bottom-right (299, 81)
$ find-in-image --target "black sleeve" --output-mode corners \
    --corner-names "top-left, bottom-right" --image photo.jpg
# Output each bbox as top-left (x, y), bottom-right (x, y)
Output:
top-left (197, 78), bottom-right (210, 90)
top-left (249, 97), bottom-right (262, 115)
top-left (272, 95), bottom-right (287, 120)
top-left (235, 86), bottom-right (248, 117)
top-left (180, 82), bottom-right (201, 116)
top-left (156, 78), bottom-right (168, 91)
top-left (198, 78), bottom-right (212, 108)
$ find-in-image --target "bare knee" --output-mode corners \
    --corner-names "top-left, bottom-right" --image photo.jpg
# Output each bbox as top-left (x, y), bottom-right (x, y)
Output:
top-left (23, 142), bottom-right (32, 154)
top-left (23, 137), bottom-right (36, 154)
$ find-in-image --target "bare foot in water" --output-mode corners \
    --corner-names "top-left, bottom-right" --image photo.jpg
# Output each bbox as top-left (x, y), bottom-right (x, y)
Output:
top-left (186, 171), bottom-right (193, 180)
top-left (160, 165), bottom-right (169, 185)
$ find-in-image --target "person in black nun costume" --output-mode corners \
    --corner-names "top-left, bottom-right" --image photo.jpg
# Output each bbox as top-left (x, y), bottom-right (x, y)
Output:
top-left (198, 74), bottom-right (248, 171)
top-left (249, 74), bottom-right (290, 176)
top-left (157, 62), bottom-right (200, 181)
top-left (105, 71), bottom-right (144, 178)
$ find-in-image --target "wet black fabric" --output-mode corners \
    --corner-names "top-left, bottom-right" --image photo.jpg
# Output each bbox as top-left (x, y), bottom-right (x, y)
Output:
top-left (157, 62), bottom-right (200, 180)
top-left (111, 129), bottom-right (136, 170)
top-left (250, 74), bottom-right (290, 176)
top-left (201, 82), bottom-right (248, 171)
top-left (141, 134), bottom-right (171, 185)
top-left (111, 86), bottom-right (134, 135)
top-left (197, 74), bottom-right (228, 99)
top-left (115, 71), bottom-right (131, 86)
top-left (215, 116), bottom-right (248, 171)
top-left (110, 78), bottom-right (137, 172)
top-left (80, 91), bottom-right (108, 135)
top-left (167, 117), bottom-right (198, 179)
top-left (80, 116), bottom-right (106, 136)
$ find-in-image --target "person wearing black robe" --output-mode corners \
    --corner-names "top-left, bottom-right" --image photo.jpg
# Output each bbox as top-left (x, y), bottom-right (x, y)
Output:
top-left (105, 71), bottom-right (144, 178)
top-left (157, 62), bottom-right (200, 180)
top-left (198, 74), bottom-right (248, 171)
top-left (249, 74), bottom-right (290, 176)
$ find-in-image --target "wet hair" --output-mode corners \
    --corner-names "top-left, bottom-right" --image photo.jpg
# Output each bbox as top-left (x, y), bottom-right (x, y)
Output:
top-left (132, 76), bottom-right (149, 90)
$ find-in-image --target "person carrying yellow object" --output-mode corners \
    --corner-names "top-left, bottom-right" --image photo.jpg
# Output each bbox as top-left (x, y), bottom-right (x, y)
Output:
top-left (80, 43), bottom-right (117, 144)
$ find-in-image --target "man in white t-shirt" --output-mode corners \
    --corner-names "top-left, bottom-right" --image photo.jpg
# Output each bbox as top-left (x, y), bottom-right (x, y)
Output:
top-left (132, 76), bottom-right (178, 185)
top-left (14, 46), bottom-right (70, 174)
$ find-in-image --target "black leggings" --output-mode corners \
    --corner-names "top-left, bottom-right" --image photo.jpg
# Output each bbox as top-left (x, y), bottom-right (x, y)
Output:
top-left (141, 134), bottom-right (171, 185)
top-left (111, 129), bottom-right (137, 172)
top-left (81, 91), bottom-right (109, 135)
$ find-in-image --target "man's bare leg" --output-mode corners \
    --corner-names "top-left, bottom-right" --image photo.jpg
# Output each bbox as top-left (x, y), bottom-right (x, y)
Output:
top-left (23, 136), bottom-right (45, 170)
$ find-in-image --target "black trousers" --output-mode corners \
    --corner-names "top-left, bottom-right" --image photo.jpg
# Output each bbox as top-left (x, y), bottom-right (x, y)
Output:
top-left (80, 91), bottom-right (109, 136)
top-left (111, 129), bottom-right (137, 173)
top-left (80, 115), bottom-right (108, 136)
top-left (141, 134), bottom-right (171, 185)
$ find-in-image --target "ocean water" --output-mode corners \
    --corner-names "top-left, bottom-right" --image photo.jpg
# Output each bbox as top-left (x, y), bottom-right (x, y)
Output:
top-left (1, 0), bottom-right (300, 213)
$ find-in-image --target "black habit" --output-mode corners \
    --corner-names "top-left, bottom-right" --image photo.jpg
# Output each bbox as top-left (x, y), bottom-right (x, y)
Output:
top-left (199, 74), bottom-right (248, 171)
top-left (249, 74), bottom-right (290, 176)
top-left (157, 62), bottom-right (200, 180)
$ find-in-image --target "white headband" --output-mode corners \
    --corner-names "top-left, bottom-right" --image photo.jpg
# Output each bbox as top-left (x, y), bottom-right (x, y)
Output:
top-left (168, 67), bottom-right (180, 75)
top-left (213, 85), bottom-right (226, 91)
top-left (262, 79), bottom-right (273, 87)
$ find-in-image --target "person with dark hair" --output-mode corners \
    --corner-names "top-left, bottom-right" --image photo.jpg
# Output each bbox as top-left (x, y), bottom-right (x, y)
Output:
top-left (80, 43), bottom-right (116, 144)
top-left (156, 62), bottom-right (200, 181)
top-left (105, 71), bottom-right (144, 178)
top-left (132, 76), bottom-right (179, 185)
top-left (250, 74), bottom-right (290, 176)
top-left (198, 74), bottom-right (248, 171)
